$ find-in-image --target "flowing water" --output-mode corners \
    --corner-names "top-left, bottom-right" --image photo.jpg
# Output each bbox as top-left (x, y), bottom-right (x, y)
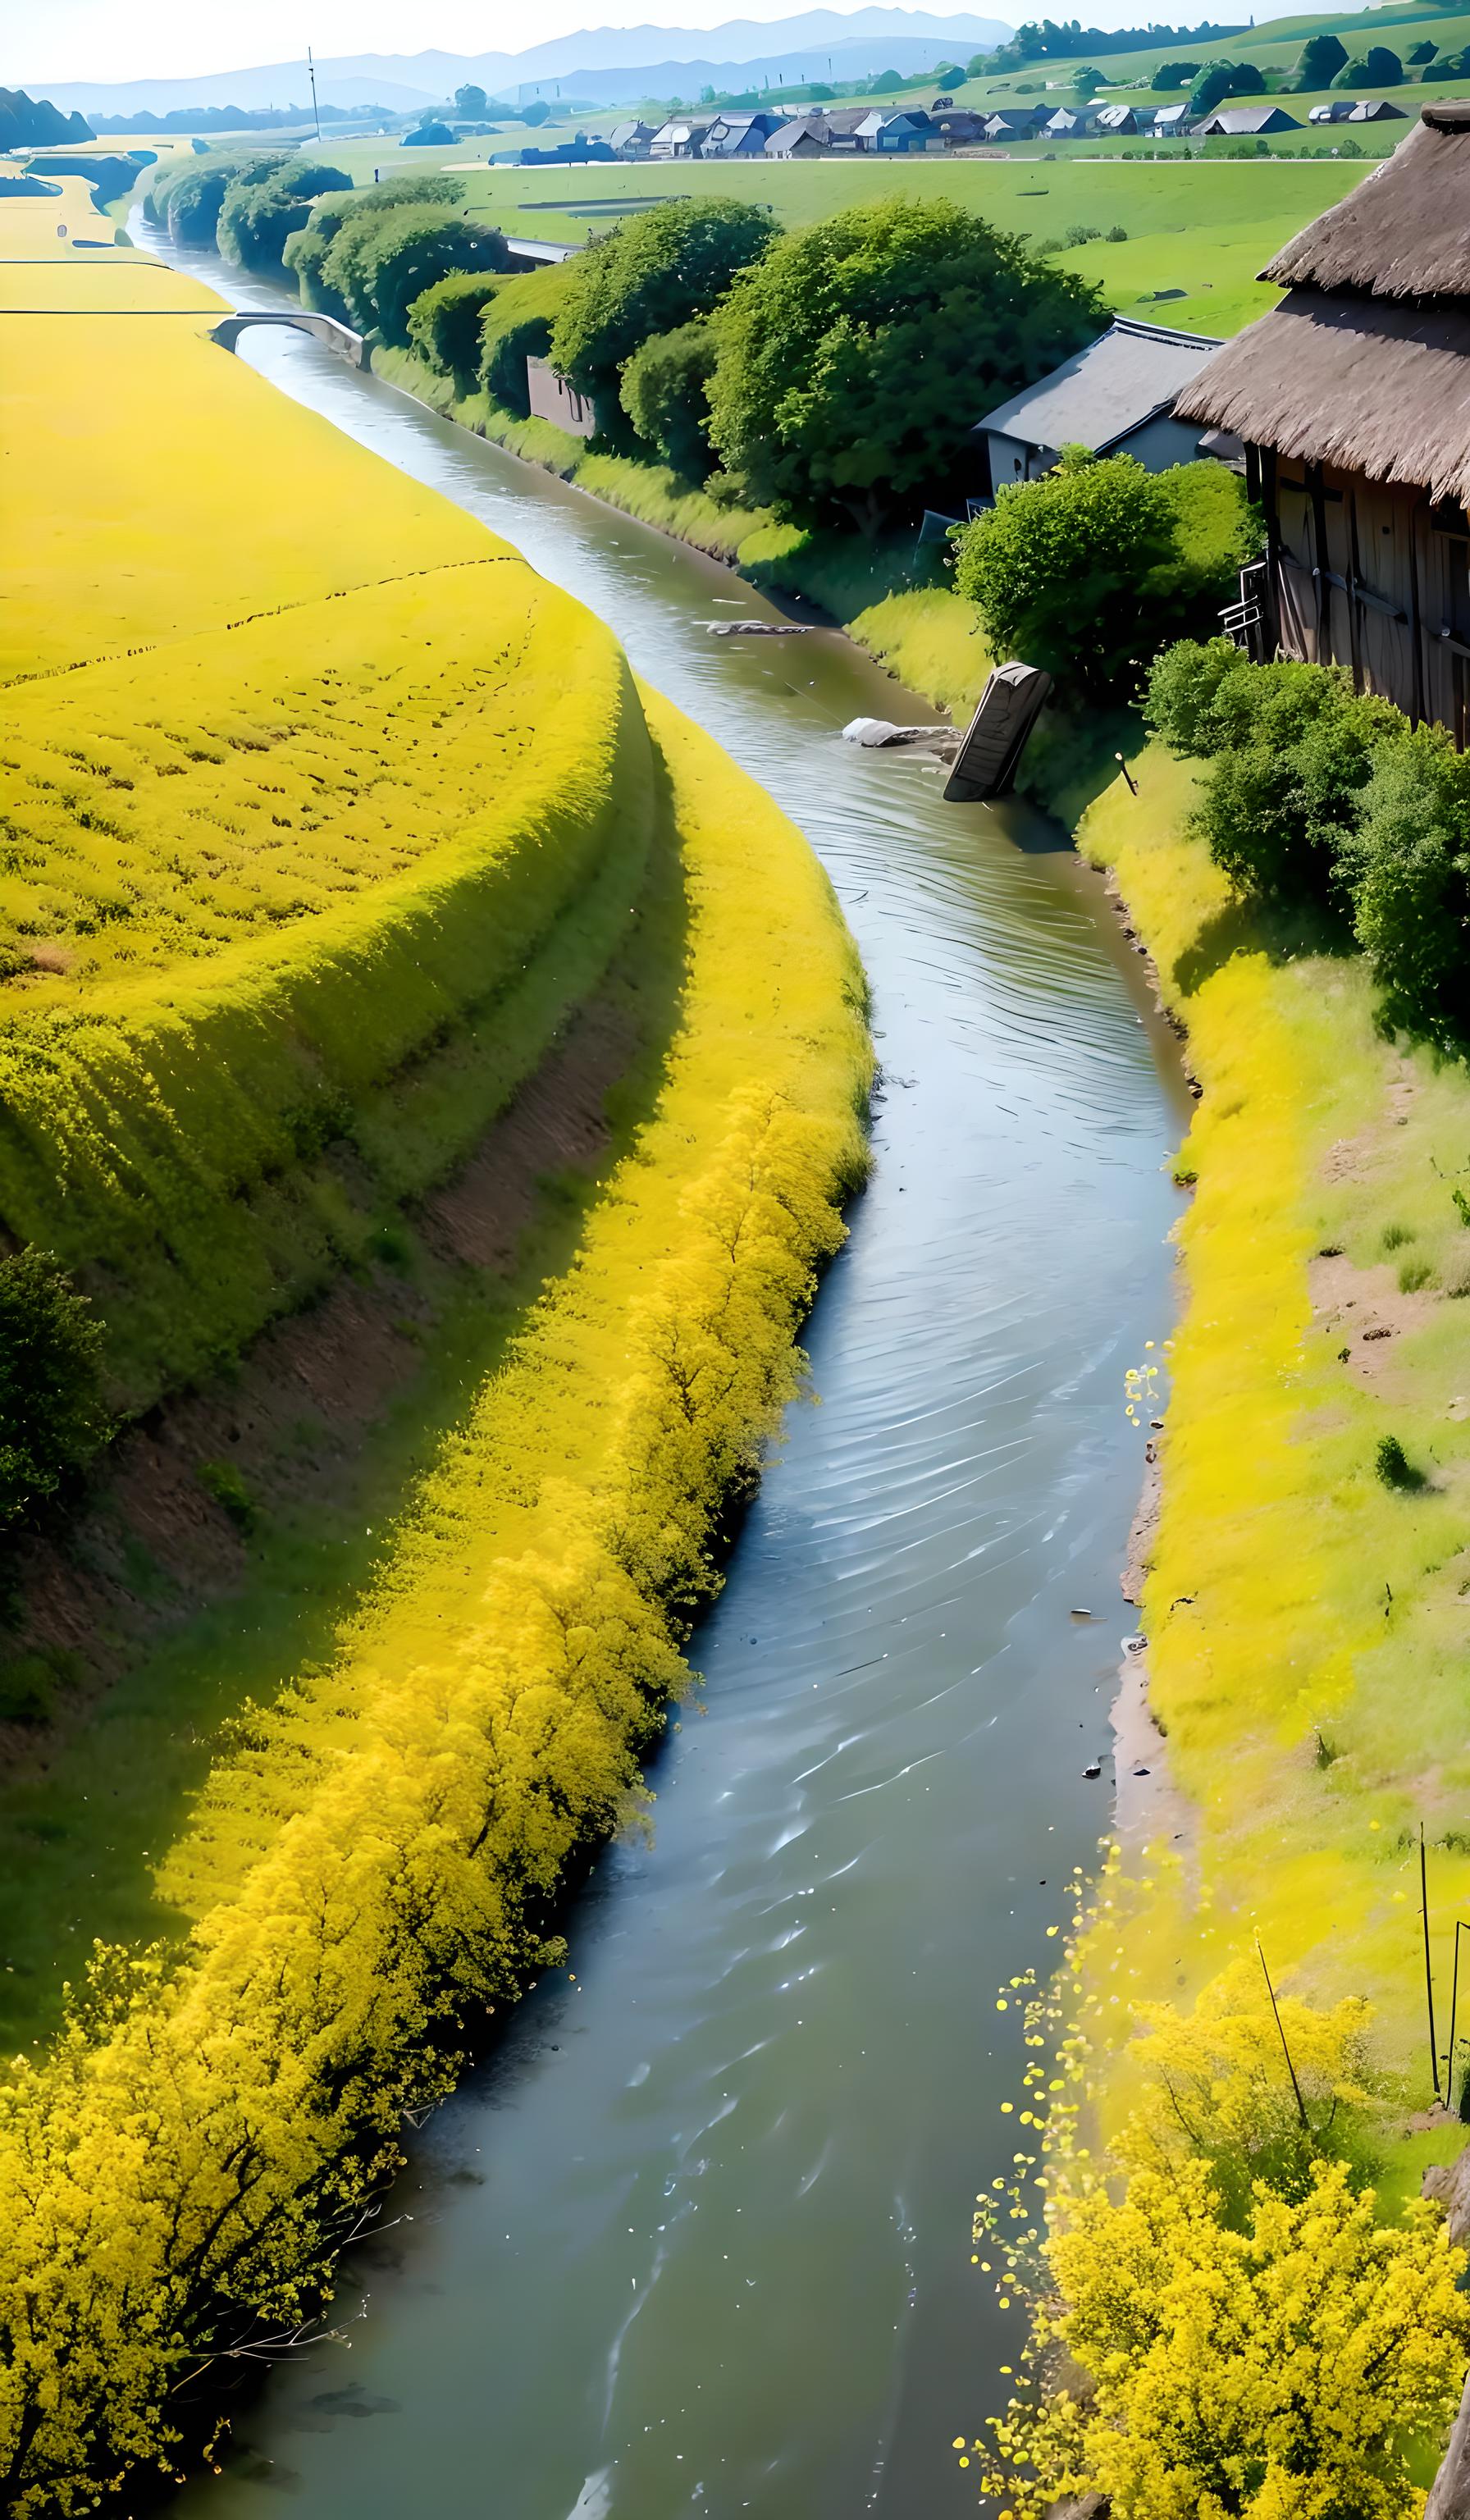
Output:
top-left (148, 230), bottom-right (1191, 2520)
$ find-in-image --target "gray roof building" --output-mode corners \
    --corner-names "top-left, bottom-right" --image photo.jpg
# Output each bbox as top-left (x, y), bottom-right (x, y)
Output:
top-left (1193, 103), bottom-right (1301, 135)
top-left (975, 317), bottom-right (1228, 491)
top-left (765, 116), bottom-right (831, 154)
top-left (1039, 105), bottom-right (1096, 137)
top-left (703, 108), bottom-right (782, 154)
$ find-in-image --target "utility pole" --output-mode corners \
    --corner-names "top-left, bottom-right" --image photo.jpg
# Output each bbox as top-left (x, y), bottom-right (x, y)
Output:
top-left (307, 43), bottom-right (322, 140)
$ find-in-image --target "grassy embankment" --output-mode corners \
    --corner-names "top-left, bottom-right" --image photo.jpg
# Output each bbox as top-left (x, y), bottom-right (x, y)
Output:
top-left (0, 188), bottom-right (869, 2509)
top-left (1068, 750), bottom-right (1470, 2205)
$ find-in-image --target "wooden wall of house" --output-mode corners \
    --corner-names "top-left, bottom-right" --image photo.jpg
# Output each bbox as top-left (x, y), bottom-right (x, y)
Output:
top-left (1262, 449), bottom-right (1470, 743)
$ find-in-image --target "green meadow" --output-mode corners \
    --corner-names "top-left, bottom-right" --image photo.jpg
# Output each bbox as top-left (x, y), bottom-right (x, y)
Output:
top-left (303, 144), bottom-right (1367, 339)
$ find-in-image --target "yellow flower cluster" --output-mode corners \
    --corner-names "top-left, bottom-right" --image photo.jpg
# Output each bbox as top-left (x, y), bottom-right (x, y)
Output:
top-left (974, 1952), bottom-right (1469, 2520)
top-left (0, 563), bottom-right (589, 983)
top-left (0, 690), bottom-right (867, 2509)
top-left (0, 568), bottom-right (653, 1408)
top-left (987, 2157), bottom-right (1467, 2520)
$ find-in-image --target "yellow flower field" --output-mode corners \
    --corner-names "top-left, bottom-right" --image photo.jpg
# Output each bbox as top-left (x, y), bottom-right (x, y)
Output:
top-left (0, 190), bottom-right (870, 2510)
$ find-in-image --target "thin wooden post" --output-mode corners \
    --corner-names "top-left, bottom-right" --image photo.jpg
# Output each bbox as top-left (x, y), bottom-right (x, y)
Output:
top-left (1423, 1824), bottom-right (1444, 2102)
top-left (1257, 1937), bottom-right (1310, 2134)
top-left (1449, 1920), bottom-right (1468, 2112)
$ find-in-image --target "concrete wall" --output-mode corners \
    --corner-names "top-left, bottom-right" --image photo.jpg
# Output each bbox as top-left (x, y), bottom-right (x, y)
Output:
top-left (526, 356), bottom-right (596, 441)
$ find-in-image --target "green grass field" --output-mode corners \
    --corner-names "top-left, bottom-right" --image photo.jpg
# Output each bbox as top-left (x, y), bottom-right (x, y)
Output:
top-left (295, 144), bottom-right (1367, 339)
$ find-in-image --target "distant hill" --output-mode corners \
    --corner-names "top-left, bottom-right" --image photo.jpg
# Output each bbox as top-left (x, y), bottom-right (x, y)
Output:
top-left (33, 11), bottom-right (1012, 116)
top-left (0, 85), bottom-right (93, 145)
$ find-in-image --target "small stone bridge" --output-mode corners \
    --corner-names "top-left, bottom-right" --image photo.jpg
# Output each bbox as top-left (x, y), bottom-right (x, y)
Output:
top-left (210, 310), bottom-right (368, 368)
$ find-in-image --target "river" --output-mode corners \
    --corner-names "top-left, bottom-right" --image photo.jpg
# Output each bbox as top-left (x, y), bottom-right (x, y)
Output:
top-left (146, 226), bottom-right (1189, 2520)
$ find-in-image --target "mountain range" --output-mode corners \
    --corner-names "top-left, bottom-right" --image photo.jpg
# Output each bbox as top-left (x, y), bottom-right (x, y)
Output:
top-left (36, 11), bottom-right (1012, 114)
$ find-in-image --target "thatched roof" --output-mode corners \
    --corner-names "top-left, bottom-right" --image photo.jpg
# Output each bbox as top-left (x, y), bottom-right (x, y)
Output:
top-left (1262, 105), bottom-right (1470, 299)
top-left (1176, 289), bottom-right (1470, 503)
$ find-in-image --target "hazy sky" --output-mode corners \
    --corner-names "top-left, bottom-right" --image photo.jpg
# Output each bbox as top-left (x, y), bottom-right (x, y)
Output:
top-left (15, 0), bottom-right (1281, 86)
top-left (20, 0), bottom-right (885, 85)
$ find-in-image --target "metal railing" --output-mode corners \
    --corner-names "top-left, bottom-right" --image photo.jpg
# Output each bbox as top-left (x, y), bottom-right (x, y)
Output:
top-left (1221, 559), bottom-right (1269, 662)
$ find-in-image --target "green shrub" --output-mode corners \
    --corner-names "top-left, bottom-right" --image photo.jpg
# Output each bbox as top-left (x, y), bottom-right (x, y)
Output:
top-left (0, 1646), bottom-right (83, 1724)
top-left (619, 321), bottom-right (719, 478)
top-left (0, 1249), bottom-right (108, 1530)
top-left (217, 162), bottom-right (351, 274)
top-left (283, 175), bottom-right (463, 317)
top-left (954, 457), bottom-right (1259, 701)
top-left (1336, 727), bottom-right (1470, 1031)
top-left (1146, 644), bottom-right (1403, 909)
top-left (1374, 1433), bottom-right (1420, 1490)
top-left (144, 150), bottom-right (289, 247)
top-left (1331, 44), bottom-right (1402, 86)
top-left (550, 195), bottom-right (774, 407)
top-left (407, 268), bottom-right (507, 388)
top-left (1144, 635), bottom-right (1248, 753)
top-left (198, 1459), bottom-right (257, 1536)
top-left (1399, 1256), bottom-right (1433, 1292)
top-left (322, 206), bottom-right (509, 346)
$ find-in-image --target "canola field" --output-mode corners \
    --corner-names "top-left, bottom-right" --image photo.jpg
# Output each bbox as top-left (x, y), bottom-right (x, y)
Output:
top-left (0, 184), bottom-right (869, 2512)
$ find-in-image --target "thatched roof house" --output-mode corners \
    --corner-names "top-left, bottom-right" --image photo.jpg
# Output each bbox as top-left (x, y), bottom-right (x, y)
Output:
top-left (1177, 104), bottom-right (1470, 737)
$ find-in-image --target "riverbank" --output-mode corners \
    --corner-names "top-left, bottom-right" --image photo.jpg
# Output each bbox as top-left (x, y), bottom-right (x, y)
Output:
top-left (361, 343), bottom-right (1002, 728)
top-left (1073, 746), bottom-right (1470, 2196)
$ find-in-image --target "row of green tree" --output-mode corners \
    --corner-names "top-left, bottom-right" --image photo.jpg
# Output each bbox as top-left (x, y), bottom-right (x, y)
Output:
top-left (144, 158), bottom-right (514, 346)
top-left (156, 162), bottom-right (1254, 656)
top-left (418, 192), bottom-right (1107, 536)
top-left (971, 16), bottom-right (1246, 70)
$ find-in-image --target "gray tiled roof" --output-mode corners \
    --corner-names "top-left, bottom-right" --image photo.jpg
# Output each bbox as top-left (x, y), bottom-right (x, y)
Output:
top-left (975, 317), bottom-right (1224, 452)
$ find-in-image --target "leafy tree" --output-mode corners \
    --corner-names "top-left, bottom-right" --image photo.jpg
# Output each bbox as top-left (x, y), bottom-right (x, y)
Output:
top-left (1189, 58), bottom-right (1239, 115)
top-left (0, 1249), bottom-right (109, 1530)
top-left (619, 321), bottom-right (719, 477)
top-left (407, 268), bottom-right (507, 387)
top-left (521, 98), bottom-right (551, 125)
top-left (1282, 29), bottom-right (1348, 87)
top-left (454, 82), bottom-right (488, 116)
top-left (404, 116), bottom-right (455, 145)
top-left (145, 149), bottom-right (289, 246)
top-left (549, 194), bottom-right (775, 404)
top-left (1363, 43), bottom-right (1404, 82)
top-left (707, 197), bottom-right (1103, 536)
top-left (283, 173), bottom-right (464, 313)
top-left (1068, 62), bottom-right (1105, 89)
top-left (953, 454), bottom-right (1258, 697)
top-left (1149, 57), bottom-right (1199, 87)
top-left (322, 204), bottom-right (508, 344)
top-left (1338, 727), bottom-right (1470, 1029)
top-left (216, 162), bottom-right (351, 273)
top-left (1407, 38), bottom-right (1439, 64)
top-left (1332, 47), bottom-right (1402, 86)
